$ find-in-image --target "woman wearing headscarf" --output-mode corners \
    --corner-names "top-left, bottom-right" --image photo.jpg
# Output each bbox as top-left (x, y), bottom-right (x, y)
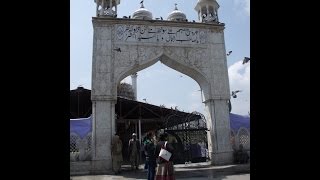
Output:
top-left (155, 132), bottom-right (175, 180)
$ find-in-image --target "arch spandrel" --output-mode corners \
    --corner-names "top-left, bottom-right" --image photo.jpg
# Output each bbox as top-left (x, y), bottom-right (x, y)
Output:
top-left (92, 20), bottom-right (230, 101)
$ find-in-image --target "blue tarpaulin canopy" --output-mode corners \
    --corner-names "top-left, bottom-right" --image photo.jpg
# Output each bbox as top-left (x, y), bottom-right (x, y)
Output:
top-left (69, 113), bottom-right (250, 138)
top-left (70, 115), bottom-right (92, 138)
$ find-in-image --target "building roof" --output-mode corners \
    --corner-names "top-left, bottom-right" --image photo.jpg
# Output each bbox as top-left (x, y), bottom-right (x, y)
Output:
top-left (70, 87), bottom-right (92, 119)
top-left (70, 87), bottom-right (201, 128)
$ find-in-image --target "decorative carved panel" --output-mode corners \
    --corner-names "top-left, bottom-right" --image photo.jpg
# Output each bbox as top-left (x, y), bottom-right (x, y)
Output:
top-left (116, 24), bottom-right (208, 45)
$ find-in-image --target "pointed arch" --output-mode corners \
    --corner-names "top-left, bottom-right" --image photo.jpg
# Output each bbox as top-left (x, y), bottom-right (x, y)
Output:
top-left (116, 52), bottom-right (211, 99)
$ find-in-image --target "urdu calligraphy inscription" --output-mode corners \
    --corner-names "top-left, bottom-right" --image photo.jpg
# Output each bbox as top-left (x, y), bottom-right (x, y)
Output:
top-left (116, 24), bottom-right (207, 45)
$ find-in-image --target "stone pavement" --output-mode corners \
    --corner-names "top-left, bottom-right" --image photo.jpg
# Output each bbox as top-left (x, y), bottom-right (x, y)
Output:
top-left (177, 174), bottom-right (250, 180)
top-left (71, 162), bottom-right (250, 180)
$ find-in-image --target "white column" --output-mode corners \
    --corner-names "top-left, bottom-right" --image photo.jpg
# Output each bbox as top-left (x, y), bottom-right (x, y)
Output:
top-left (91, 99), bottom-right (115, 172)
top-left (216, 9), bottom-right (219, 22)
top-left (131, 73), bottom-right (138, 100)
top-left (204, 99), bottom-right (233, 165)
top-left (96, 1), bottom-right (99, 17)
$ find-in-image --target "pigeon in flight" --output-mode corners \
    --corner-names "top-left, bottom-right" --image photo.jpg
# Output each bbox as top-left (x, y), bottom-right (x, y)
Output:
top-left (243, 57), bottom-right (250, 64)
top-left (226, 51), bottom-right (232, 56)
top-left (231, 90), bottom-right (242, 98)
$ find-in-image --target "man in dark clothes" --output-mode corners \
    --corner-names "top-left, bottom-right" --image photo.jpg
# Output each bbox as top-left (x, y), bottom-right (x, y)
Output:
top-left (144, 131), bottom-right (157, 180)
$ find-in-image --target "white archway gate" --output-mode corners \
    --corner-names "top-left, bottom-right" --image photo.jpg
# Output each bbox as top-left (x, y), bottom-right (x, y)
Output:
top-left (89, 18), bottom-right (232, 174)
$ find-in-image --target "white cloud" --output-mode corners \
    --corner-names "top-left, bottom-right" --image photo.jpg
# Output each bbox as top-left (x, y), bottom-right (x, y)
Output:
top-left (234, 0), bottom-right (250, 16)
top-left (121, 76), bottom-right (132, 84)
top-left (228, 61), bottom-right (250, 115)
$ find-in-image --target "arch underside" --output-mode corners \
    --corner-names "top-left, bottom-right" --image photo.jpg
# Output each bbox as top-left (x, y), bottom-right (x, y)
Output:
top-left (114, 45), bottom-right (212, 100)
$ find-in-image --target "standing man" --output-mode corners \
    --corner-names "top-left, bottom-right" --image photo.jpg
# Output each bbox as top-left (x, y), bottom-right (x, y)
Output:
top-left (144, 131), bottom-right (157, 180)
top-left (128, 133), bottom-right (140, 170)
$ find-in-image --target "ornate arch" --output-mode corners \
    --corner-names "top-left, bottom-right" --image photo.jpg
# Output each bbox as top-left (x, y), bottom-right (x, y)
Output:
top-left (114, 49), bottom-right (211, 100)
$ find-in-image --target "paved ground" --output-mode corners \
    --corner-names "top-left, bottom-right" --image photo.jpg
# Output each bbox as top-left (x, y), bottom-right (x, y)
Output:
top-left (71, 162), bottom-right (250, 180)
top-left (71, 174), bottom-right (250, 180)
top-left (177, 174), bottom-right (250, 180)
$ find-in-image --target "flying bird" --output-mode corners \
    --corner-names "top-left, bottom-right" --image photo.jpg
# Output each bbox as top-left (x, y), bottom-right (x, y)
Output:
top-left (243, 57), bottom-right (250, 64)
top-left (231, 90), bottom-right (242, 98)
top-left (160, 16), bottom-right (163, 20)
top-left (113, 47), bottom-right (121, 52)
top-left (226, 51), bottom-right (232, 56)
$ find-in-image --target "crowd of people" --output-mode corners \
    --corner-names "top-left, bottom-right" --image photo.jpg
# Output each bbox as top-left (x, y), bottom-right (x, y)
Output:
top-left (111, 130), bottom-right (249, 179)
top-left (111, 131), bottom-right (176, 180)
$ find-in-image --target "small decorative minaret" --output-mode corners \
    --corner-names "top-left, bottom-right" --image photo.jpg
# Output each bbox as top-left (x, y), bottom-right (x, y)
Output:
top-left (132, 0), bottom-right (153, 20)
top-left (131, 73), bottom-right (138, 100)
top-left (167, 3), bottom-right (187, 22)
top-left (94, 0), bottom-right (120, 18)
top-left (194, 0), bottom-right (220, 23)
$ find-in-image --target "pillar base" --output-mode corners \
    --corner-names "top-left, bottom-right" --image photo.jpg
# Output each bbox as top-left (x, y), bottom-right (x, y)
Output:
top-left (209, 151), bottom-right (234, 165)
top-left (91, 159), bottom-right (112, 174)
top-left (70, 159), bottom-right (113, 176)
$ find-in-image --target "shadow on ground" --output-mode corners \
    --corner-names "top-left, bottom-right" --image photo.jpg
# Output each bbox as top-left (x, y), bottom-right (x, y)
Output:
top-left (114, 163), bottom-right (250, 179)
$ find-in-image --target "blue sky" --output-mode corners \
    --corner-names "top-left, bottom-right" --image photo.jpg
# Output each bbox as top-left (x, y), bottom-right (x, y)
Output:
top-left (70, 0), bottom-right (250, 115)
